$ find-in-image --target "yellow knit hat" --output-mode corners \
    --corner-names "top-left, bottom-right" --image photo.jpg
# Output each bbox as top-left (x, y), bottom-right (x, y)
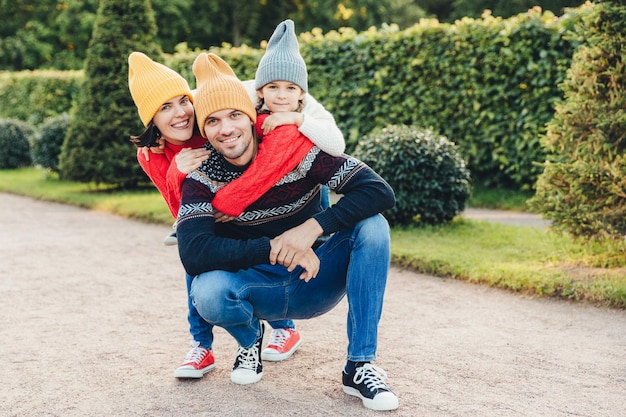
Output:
top-left (192, 52), bottom-right (256, 137)
top-left (128, 52), bottom-right (194, 127)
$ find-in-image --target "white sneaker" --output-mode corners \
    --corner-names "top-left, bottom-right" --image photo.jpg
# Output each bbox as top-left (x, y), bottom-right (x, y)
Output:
top-left (163, 231), bottom-right (177, 246)
top-left (230, 322), bottom-right (265, 385)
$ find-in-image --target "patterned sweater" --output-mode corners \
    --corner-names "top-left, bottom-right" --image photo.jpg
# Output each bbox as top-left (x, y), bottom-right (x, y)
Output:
top-left (176, 124), bottom-right (395, 276)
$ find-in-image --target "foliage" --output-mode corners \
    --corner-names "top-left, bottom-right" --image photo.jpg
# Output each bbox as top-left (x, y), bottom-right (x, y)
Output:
top-left (31, 113), bottom-right (70, 173)
top-left (0, 0), bottom-right (98, 70)
top-left (0, 0), bottom-right (585, 71)
top-left (3, 6), bottom-right (588, 189)
top-left (0, 70), bottom-right (82, 125)
top-left (529, 0), bottom-right (626, 241)
top-left (303, 7), bottom-right (584, 188)
top-left (467, 184), bottom-right (533, 211)
top-left (0, 119), bottom-right (33, 169)
top-left (354, 125), bottom-right (471, 226)
top-left (58, 0), bottom-right (162, 188)
top-left (448, 0), bottom-right (585, 22)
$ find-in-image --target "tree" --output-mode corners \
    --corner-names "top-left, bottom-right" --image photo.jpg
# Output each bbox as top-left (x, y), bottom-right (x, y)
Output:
top-left (58, 0), bottom-right (162, 187)
top-left (449, 0), bottom-right (585, 22)
top-left (529, 1), bottom-right (626, 241)
top-left (0, 0), bottom-right (98, 70)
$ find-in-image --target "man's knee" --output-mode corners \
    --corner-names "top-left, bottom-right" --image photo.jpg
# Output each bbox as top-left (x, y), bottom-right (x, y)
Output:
top-left (190, 272), bottom-right (230, 322)
top-left (356, 214), bottom-right (390, 244)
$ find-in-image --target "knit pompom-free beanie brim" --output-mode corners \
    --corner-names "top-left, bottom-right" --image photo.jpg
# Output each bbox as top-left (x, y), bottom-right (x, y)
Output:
top-left (254, 19), bottom-right (308, 92)
top-left (192, 52), bottom-right (257, 137)
top-left (128, 52), bottom-right (193, 127)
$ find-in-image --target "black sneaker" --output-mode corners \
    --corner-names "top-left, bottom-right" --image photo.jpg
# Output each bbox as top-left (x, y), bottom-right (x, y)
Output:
top-left (163, 231), bottom-right (177, 246)
top-left (230, 322), bottom-right (265, 385)
top-left (342, 363), bottom-right (399, 411)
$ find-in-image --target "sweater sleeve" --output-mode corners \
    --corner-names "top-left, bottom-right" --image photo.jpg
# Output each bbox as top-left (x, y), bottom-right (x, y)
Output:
top-left (164, 158), bottom-right (187, 217)
top-left (311, 155), bottom-right (396, 234)
top-left (211, 115), bottom-right (314, 217)
top-left (299, 93), bottom-right (345, 156)
top-left (176, 176), bottom-right (272, 276)
top-left (137, 148), bottom-right (179, 218)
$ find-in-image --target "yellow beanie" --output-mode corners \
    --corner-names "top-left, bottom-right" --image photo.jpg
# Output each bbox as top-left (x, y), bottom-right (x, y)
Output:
top-left (192, 53), bottom-right (256, 137)
top-left (128, 52), bottom-right (194, 127)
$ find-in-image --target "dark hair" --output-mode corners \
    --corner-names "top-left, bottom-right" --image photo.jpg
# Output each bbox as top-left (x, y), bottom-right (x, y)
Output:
top-left (130, 116), bottom-right (201, 148)
top-left (130, 122), bottom-right (161, 148)
top-left (255, 96), bottom-right (303, 113)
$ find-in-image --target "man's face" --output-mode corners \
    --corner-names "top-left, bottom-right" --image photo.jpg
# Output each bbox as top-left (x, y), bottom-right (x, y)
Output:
top-left (203, 109), bottom-right (255, 166)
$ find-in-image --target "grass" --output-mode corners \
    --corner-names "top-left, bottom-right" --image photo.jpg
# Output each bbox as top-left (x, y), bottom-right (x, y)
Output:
top-left (2, 167), bottom-right (625, 309)
top-left (467, 183), bottom-right (535, 211)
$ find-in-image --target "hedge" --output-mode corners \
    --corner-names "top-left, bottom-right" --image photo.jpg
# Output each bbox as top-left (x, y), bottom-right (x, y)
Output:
top-left (0, 5), bottom-right (590, 188)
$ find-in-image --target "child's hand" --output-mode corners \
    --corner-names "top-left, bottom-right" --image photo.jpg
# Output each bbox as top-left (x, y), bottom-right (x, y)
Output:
top-left (175, 148), bottom-right (210, 174)
top-left (152, 137), bottom-right (166, 154)
top-left (261, 112), bottom-right (304, 134)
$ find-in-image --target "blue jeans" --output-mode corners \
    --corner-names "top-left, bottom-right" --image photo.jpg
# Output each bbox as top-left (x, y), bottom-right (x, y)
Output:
top-left (189, 214), bottom-right (390, 361)
top-left (185, 273), bottom-right (293, 349)
top-left (185, 185), bottom-right (332, 348)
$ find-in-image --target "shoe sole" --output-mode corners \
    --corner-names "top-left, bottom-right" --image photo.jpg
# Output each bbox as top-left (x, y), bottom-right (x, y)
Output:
top-left (342, 385), bottom-right (399, 411)
top-left (230, 370), bottom-right (263, 385)
top-left (163, 238), bottom-right (178, 246)
top-left (173, 364), bottom-right (215, 379)
top-left (261, 338), bottom-right (302, 362)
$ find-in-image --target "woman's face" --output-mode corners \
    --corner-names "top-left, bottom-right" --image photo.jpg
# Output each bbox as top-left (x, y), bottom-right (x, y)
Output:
top-left (152, 95), bottom-right (195, 145)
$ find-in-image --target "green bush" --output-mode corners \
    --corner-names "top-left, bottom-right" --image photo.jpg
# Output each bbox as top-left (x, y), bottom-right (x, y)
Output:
top-left (31, 113), bottom-right (70, 173)
top-left (303, 8), bottom-right (584, 188)
top-left (529, 1), bottom-right (626, 241)
top-left (354, 124), bottom-right (471, 227)
top-left (0, 119), bottom-right (33, 169)
top-left (0, 70), bottom-right (83, 125)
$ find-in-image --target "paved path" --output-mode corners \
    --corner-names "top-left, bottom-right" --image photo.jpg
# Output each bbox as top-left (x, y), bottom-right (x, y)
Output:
top-left (1, 193), bottom-right (624, 417)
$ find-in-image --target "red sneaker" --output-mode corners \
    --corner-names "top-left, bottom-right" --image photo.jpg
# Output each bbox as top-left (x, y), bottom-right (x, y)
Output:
top-left (261, 328), bottom-right (302, 362)
top-left (173, 341), bottom-right (215, 378)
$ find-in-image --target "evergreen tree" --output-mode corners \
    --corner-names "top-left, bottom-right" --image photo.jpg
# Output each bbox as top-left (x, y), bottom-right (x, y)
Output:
top-left (58, 0), bottom-right (162, 187)
top-left (530, 1), bottom-right (626, 241)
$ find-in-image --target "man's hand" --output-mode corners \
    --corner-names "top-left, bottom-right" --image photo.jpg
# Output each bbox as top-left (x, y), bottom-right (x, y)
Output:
top-left (269, 218), bottom-right (324, 281)
top-left (213, 210), bottom-right (236, 223)
top-left (261, 112), bottom-right (304, 134)
top-left (175, 148), bottom-right (210, 174)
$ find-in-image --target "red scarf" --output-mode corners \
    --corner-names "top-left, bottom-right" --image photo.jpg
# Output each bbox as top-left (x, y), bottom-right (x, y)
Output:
top-left (212, 113), bottom-right (314, 216)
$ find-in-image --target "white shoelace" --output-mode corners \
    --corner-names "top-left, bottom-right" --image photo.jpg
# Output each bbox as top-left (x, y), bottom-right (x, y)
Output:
top-left (185, 341), bottom-right (208, 364)
top-left (266, 328), bottom-right (290, 349)
top-left (234, 345), bottom-right (260, 370)
top-left (352, 364), bottom-right (390, 390)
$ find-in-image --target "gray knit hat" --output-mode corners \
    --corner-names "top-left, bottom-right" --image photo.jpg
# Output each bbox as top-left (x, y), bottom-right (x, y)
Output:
top-left (255, 19), bottom-right (308, 92)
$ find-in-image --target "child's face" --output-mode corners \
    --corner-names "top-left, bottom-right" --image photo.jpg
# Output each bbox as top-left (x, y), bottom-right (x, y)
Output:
top-left (152, 95), bottom-right (195, 145)
top-left (257, 81), bottom-right (304, 113)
